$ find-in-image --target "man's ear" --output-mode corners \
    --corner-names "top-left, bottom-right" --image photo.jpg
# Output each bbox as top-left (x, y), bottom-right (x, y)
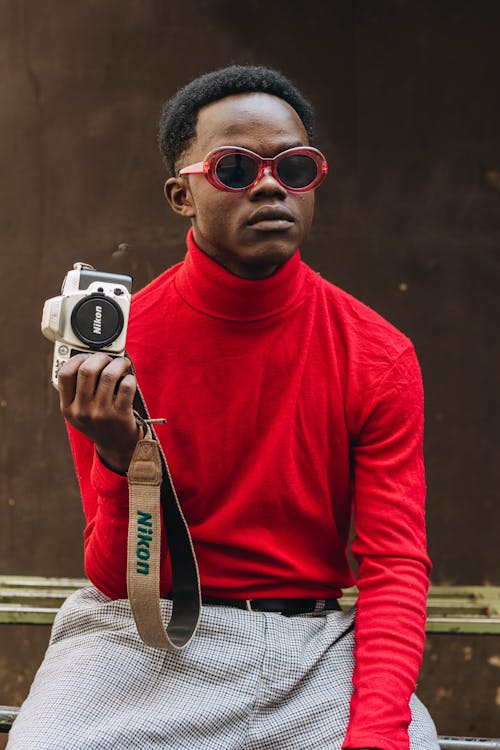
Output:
top-left (164, 177), bottom-right (195, 218)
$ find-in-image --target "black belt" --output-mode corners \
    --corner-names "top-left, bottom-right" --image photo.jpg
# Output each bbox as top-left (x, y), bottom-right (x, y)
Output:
top-left (168, 595), bottom-right (341, 616)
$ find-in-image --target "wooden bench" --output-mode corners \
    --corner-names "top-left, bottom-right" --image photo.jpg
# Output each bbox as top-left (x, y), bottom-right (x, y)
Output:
top-left (1, 576), bottom-right (499, 743)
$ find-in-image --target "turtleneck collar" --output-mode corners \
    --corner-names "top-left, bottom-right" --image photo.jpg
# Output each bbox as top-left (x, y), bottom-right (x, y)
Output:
top-left (174, 228), bottom-right (309, 322)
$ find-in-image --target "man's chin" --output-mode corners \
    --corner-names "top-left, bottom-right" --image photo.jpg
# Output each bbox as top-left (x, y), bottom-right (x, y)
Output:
top-left (228, 242), bottom-right (297, 279)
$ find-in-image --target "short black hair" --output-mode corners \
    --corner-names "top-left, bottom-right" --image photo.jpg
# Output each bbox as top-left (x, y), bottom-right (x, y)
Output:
top-left (158, 65), bottom-right (315, 175)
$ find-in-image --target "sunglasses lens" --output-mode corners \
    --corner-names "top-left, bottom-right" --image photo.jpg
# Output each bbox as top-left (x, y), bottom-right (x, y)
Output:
top-left (277, 154), bottom-right (318, 189)
top-left (216, 153), bottom-right (259, 189)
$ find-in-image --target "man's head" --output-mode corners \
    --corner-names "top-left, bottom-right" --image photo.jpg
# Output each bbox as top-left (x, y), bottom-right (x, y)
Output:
top-left (158, 66), bottom-right (315, 176)
top-left (159, 66), bottom-right (325, 279)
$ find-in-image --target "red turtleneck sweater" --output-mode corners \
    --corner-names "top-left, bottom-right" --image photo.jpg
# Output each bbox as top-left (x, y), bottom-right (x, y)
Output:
top-left (68, 229), bottom-right (431, 750)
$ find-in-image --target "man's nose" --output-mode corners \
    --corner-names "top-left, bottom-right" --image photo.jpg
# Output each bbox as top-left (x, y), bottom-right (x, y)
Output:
top-left (247, 167), bottom-right (287, 198)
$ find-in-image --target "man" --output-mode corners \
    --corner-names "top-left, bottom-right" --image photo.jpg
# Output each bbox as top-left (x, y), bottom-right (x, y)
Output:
top-left (8, 66), bottom-right (439, 750)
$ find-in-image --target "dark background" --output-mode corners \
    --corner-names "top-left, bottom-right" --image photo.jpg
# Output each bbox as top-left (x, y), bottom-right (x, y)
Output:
top-left (0, 0), bottom-right (499, 739)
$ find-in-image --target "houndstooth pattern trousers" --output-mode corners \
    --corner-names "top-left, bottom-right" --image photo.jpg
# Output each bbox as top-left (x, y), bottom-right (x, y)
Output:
top-left (7, 586), bottom-right (439, 750)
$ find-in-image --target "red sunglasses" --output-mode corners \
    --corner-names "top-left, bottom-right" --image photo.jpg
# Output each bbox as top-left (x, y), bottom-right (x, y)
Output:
top-left (179, 146), bottom-right (328, 193)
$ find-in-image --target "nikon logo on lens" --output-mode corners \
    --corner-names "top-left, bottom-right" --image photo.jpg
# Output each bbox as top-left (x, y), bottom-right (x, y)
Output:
top-left (70, 293), bottom-right (124, 349)
top-left (93, 305), bottom-right (103, 334)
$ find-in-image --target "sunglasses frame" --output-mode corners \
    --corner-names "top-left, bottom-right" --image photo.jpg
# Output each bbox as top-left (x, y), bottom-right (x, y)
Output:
top-left (178, 146), bottom-right (328, 193)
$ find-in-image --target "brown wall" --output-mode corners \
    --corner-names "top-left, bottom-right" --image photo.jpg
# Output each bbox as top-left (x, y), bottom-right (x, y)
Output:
top-left (0, 0), bottom-right (499, 737)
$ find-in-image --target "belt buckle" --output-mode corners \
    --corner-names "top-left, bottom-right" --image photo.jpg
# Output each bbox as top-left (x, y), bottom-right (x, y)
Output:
top-left (245, 600), bottom-right (284, 615)
top-left (244, 599), bottom-right (329, 616)
top-left (246, 599), bottom-right (269, 613)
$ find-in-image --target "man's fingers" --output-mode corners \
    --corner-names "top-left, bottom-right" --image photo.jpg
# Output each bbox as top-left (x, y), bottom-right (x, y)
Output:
top-left (57, 353), bottom-right (138, 468)
top-left (57, 353), bottom-right (91, 409)
top-left (113, 373), bottom-right (137, 414)
top-left (58, 352), bottom-right (115, 414)
top-left (74, 352), bottom-right (114, 403)
top-left (93, 357), bottom-right (133, 409)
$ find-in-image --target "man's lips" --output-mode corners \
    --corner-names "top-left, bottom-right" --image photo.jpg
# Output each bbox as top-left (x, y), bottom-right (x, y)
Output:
top-left (246, 206), bottom-right (295, 229)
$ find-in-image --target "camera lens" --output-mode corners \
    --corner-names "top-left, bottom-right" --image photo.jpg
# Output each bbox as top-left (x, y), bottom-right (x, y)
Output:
top-left (71, 294), bottom-right (124, 348)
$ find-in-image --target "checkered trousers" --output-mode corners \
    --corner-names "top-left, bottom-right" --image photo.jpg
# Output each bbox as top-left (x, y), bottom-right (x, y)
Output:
top-left (7, 586), bottom-right (439, 750)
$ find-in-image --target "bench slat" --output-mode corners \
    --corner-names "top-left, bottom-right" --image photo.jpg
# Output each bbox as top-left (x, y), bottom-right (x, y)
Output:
top-left (0, 578), bottom-right (499, 633)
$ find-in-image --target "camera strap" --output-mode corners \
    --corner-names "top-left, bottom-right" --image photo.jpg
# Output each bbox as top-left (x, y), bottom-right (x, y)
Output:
top-left (126, 375), bottom-right (201, 650)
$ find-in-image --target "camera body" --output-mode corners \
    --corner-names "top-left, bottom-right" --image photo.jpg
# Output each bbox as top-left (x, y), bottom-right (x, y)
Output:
top-left (41, 262), bottom-right (132, 387)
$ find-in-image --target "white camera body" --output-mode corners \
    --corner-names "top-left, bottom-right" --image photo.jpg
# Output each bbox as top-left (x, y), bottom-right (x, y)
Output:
top-left (41, 263), bottom-right (132, 387)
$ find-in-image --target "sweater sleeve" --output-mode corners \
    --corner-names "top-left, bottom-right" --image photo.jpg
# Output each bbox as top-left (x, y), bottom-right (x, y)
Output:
top-left (343, 345), bottom-right (431, 750)
top-left (66, 424), bottom-right (131, 597)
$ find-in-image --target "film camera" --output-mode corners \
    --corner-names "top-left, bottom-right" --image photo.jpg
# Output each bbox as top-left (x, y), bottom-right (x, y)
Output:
top-left (41, 263), bottom-right (132, 387)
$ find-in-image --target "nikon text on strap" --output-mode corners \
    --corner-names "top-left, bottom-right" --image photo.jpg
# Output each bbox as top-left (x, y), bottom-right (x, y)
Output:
top-left (126, 378), bottom-right (201, 650)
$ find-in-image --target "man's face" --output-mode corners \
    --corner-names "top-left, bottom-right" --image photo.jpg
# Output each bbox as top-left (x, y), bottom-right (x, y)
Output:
top-left (165, 93), bottom-right (316, 279)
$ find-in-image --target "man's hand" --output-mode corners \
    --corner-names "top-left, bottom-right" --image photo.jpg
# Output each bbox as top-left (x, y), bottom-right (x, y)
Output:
top-left (58, 352), bottom-right (141, 474)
